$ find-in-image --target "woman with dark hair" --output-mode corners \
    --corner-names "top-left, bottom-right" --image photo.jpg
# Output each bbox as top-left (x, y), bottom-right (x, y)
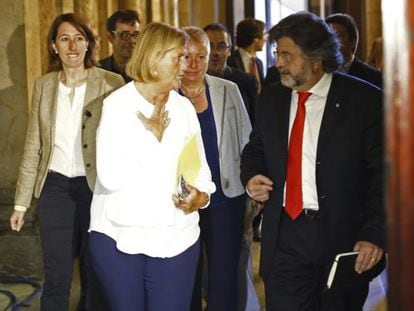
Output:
top-left (9, 13), bottom-right (124, 310)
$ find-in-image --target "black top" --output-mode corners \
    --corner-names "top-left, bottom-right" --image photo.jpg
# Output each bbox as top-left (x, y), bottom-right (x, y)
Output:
top-left (348, 58), bottom-right (382, 89)
top-left (263, 66), bottom-right (281, 86)
top-left (99, 55), bottom-right (132, 83)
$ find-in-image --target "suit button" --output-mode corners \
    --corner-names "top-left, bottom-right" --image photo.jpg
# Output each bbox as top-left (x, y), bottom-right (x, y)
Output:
top-left (82, 125), bottom-right (85, 130)
top-left (83, 144), bottom-right (88, 149)
top-left (320, 195), bottom-right (327, 199)
top-left (86, 163), bottom-right (91, 168)
top-left (316, 161), bottom-right (321, 165)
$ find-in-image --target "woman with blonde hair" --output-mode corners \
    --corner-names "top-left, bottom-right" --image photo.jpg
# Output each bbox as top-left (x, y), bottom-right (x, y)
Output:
top-left (88, 22), bottom-right (215, 310)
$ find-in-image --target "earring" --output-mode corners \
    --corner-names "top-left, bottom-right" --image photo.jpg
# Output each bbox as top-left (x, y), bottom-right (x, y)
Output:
top-left (54, 50), bottom-right (58, 54)
top-left (153, 70), bottom-right (158, 76)
top-left (85, 48), bottom-right (88, 51)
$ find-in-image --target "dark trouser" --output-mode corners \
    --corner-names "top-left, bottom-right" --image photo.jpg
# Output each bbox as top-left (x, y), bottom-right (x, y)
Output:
top-left (190, 196), bottom-right (246, 311)
top-left (237, 199), bottom-right (260, 311)
top-left (37, 172), bottom-right (109, 311)
top-left (265, 210), bottom-right (369, 311)
top-left (89, 232), bottom-right (200, 311)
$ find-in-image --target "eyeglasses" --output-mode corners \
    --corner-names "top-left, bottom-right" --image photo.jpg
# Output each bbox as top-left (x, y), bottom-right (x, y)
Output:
top-left (273, 50), bottom-right (310, 64)
top-left (273, 50), bottom-right (294, 63)
top-left (210, 42), bottom-right (231, 52)
top-left (111, 31), bottom-right (140, 41)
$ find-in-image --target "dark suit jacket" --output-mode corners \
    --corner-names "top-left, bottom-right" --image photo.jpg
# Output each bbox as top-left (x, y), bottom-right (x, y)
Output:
top-left (100, 55), bottom-right (132, 83)
top-left (227, 49), bottom-right (264, 85)
top-left (240, 72), bottom-right (385, 280)
top-left (222, 66), bottom-right (258, 124)
top-left (349, 58), bottom-right (382, 88)
top-left (263, 66), bottom-right (281, 86)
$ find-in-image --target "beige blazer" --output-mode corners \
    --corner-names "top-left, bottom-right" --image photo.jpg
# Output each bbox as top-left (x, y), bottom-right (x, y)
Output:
top-left (14, 67), bottom-right (124, 207)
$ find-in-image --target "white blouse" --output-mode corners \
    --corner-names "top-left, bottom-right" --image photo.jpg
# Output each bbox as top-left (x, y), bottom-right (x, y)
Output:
top-left (89, 82), bottom-right (215, 258)
top-left (49, 82), bottom-right (86, 177)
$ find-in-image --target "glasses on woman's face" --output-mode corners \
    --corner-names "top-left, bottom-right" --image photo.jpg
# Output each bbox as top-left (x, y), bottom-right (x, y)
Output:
top-left (111, 31), bottom-right (140, 41)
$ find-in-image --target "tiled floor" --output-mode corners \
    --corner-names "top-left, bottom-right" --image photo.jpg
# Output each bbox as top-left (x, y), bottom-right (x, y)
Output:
top-left (0, 242), bottom-right (265, 311)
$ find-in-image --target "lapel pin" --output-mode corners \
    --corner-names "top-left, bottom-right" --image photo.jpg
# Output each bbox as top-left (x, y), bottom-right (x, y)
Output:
top-left (335, 103), bottom-right (340, 108)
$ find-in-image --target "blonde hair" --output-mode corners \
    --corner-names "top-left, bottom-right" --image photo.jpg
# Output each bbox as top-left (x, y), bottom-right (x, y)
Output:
top-left (126, 22), bottom-right (187, 82)
top-left (182, 26), bottom-right (210, 55)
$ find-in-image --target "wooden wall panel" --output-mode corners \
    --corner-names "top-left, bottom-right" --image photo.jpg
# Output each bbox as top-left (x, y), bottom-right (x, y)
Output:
top-left (151, 0), bottom-right (162, 22)
top-left (364, 0), bottom-right (381, 60)
top-left (39, 0), bottom-right (56, 74)
top-left (61, 0), bottom-right (74, 12)
top-left (96, 1), bottom-right (110, 59)
top-left (24, 0), bottom-right (42, 104)
top-left (178, 0), bottom-right (190, 26)
top-left (384, 0), bottom-right (414, 309)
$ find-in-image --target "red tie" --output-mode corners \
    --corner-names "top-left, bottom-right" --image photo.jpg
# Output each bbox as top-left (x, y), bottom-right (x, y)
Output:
top-left (285, 91), bottom-right (312, 220)
top-left (251, 56), bottom-right (262, 94)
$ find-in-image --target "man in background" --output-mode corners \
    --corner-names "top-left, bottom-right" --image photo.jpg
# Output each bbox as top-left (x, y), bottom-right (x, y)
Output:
top-left (204, 22), bottom-right (260, 311)
top-left (100, 9), bottom-right (140, 82)
top-left (325, 13), bottom-right (382, 88)
top-left (227, 18), bottom-right (267, 242)
top-left (203, 23), bottom-right (258, 124)
top-left (228, 18), bottom-right (266, 94)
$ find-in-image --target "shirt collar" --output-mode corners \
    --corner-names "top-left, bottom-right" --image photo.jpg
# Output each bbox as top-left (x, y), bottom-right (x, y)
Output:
top-left (306, 73), bottom-right (333, 98)
top-left (239, 48), bottom-right (255, 61)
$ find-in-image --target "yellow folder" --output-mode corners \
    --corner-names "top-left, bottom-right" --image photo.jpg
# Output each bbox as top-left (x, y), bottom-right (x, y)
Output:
top-left (177, 134), bottom-right (202, 187)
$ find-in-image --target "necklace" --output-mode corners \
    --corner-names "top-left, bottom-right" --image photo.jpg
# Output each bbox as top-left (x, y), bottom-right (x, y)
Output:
top-left (182, 86), bottom-right (205, 104)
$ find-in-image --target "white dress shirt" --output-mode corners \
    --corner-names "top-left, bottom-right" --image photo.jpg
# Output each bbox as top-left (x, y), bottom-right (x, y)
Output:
top-left (49, 82), bottom-right (86, 177)
top-left (89, 82), bottom-right (216, 258)
top-left (284, 73), bottom-right (333, 210)
top-left (238, 48), bottom-right (256, 74)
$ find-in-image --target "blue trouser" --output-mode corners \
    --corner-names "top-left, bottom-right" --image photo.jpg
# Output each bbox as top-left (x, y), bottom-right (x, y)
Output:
top-left (89, 231), bottom-right (200, 311)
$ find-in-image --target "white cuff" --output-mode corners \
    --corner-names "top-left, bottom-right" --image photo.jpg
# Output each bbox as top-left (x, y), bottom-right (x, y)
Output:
top-left (245, 186), bottom-right (254, 199)
top-left (14, 205), bottom-right (28, 212)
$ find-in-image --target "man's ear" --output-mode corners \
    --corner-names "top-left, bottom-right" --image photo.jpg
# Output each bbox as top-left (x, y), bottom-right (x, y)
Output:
top-left (351, 40), bottom-right (357, 54)
top-left (108, 32), bottom-right (115, 44)
top-left (226, 46), bottom-right (231, 57)
top-left (311, 59), bottom-right (323, 73)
